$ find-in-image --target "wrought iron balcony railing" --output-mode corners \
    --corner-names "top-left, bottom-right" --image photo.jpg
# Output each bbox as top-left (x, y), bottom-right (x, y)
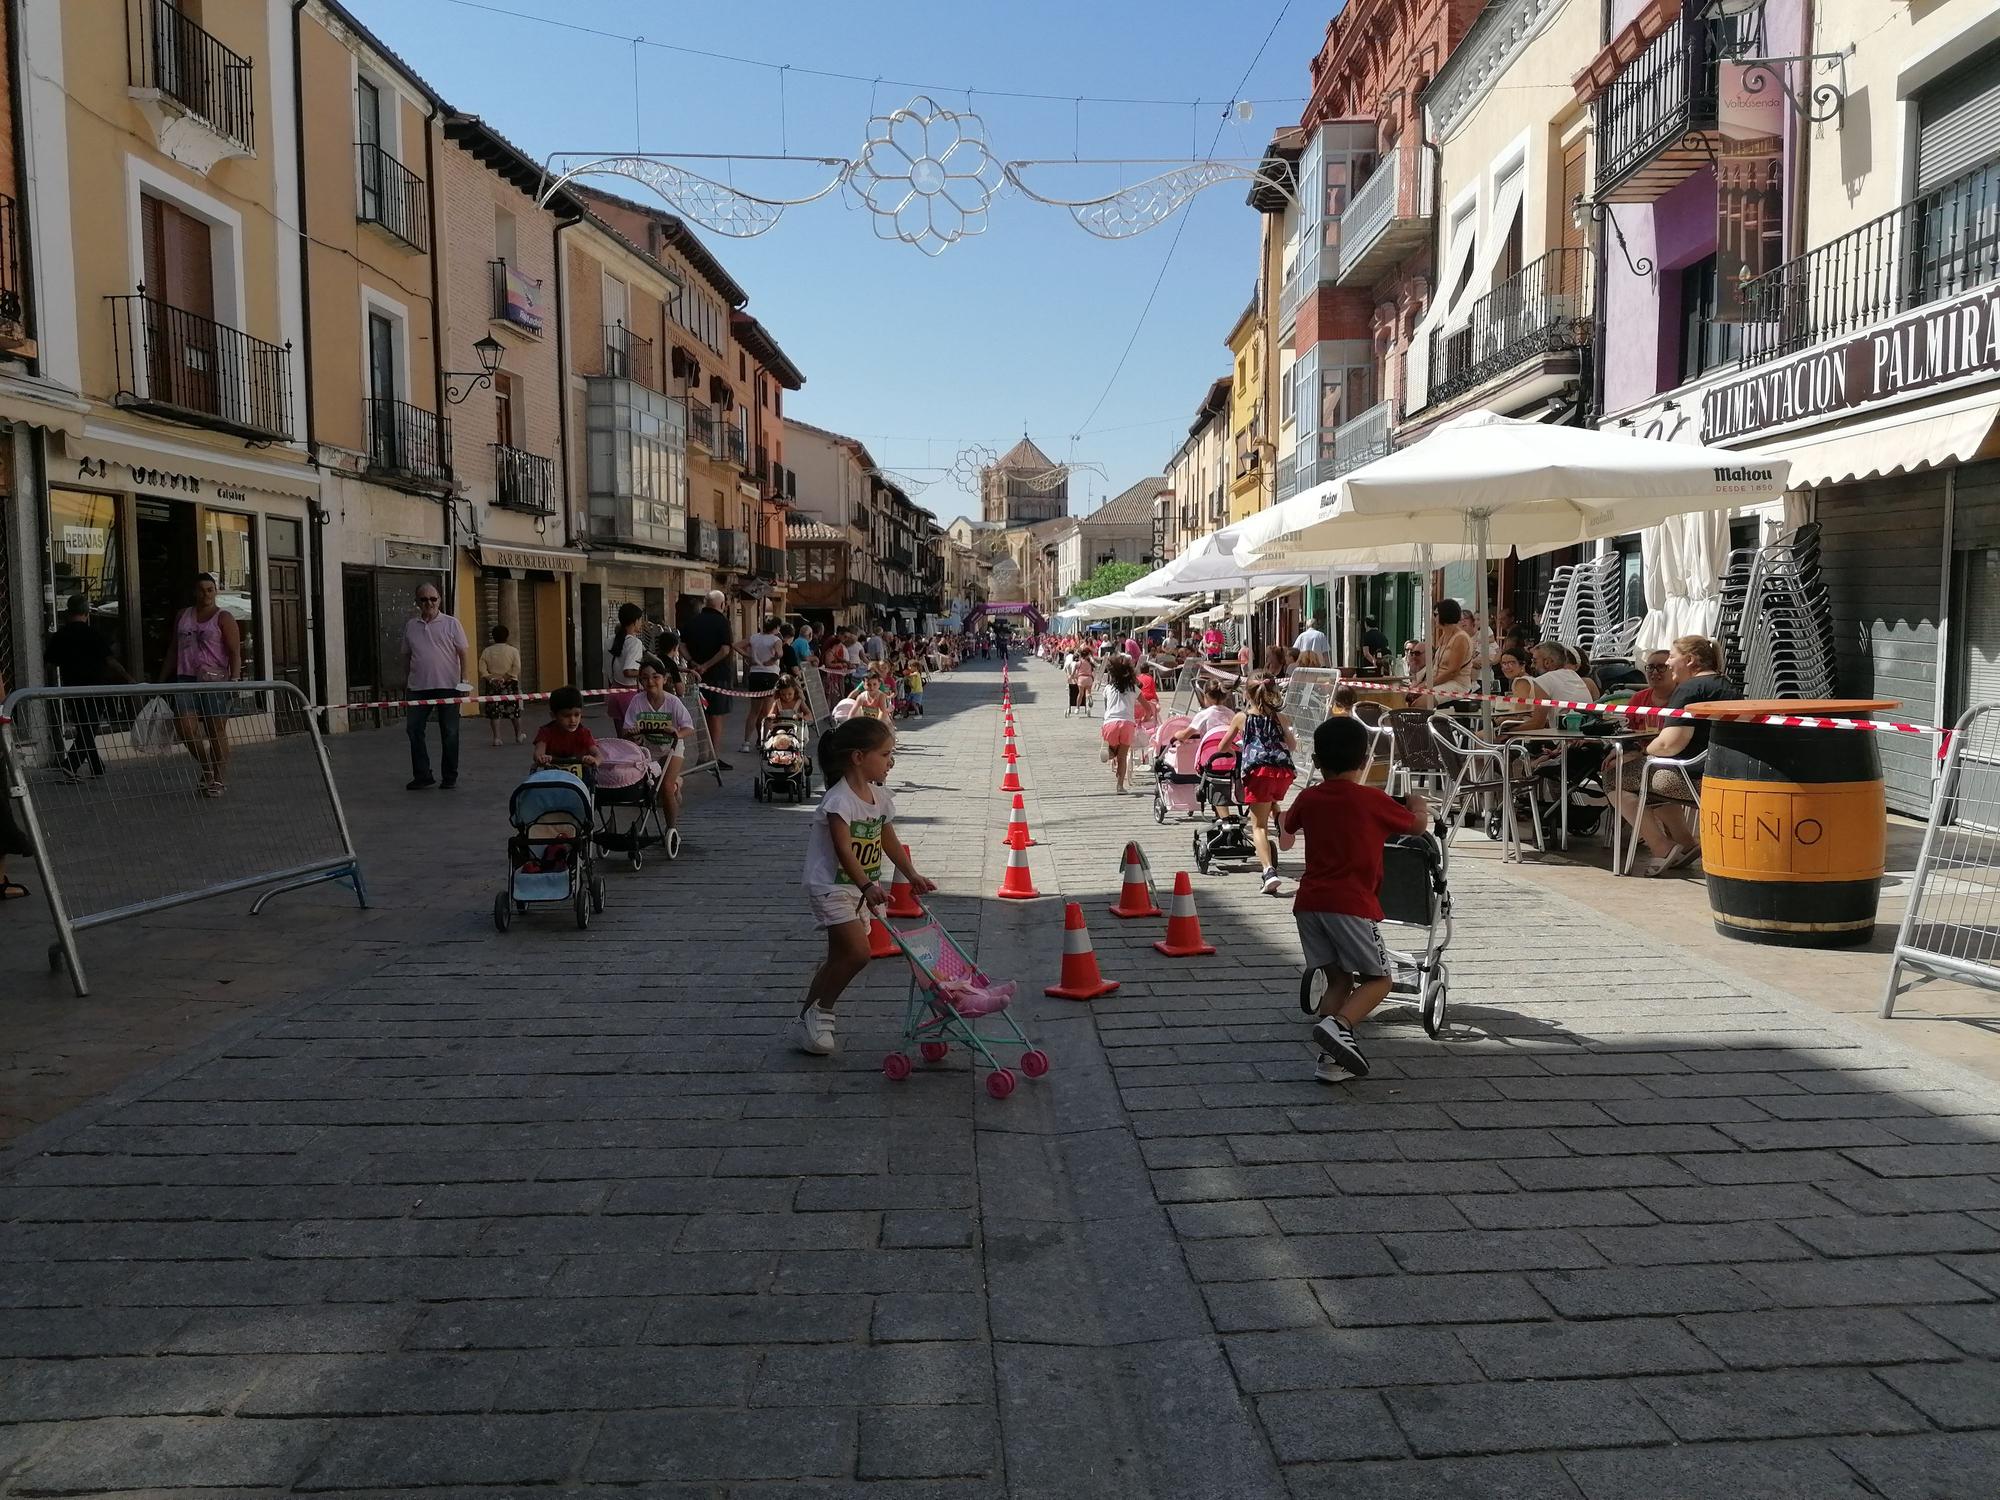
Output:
top-left (755, 543), bottom-right (786, 579)
top-left (1328, 401), bottom-right (1395, 478)
top-left (687, 516), bottom-right (720, 563)
top-left (127, 0), bottom-right (255, 153)
top-left (357, 143), bottom-right (429, 252)
top-left (1594, 4), bottom-right (1722, 200)
top-left (491, 444), bottom-right (555, 514)
top-left (1275, 449), bottom-right (1299, 501)
top-left (687, 399), bottom-right (716, 450)
top-left (489, 258), bottom-right (543, 334)
top-left (1426, 247), bottom-right (1592, 407)
top-left (1739, 156), bottom-right (2000, 369)
top-left (723, 424), bottom-right (748, 465)
top-left (0, 194), bottom-right (25, 341)
top-left (717, 527), bottom-right (747, 569)
top-left (364, 397), bottom-right (449, 489)
top-left (109, 292), bottom-right (292, 442)
top-left (603, 322), bottom-right (654, 387)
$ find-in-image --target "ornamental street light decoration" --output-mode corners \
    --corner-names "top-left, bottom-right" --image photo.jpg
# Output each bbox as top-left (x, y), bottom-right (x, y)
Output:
top-left (951, 444), bottom-right (998, 494)
top-left (537, 95), bottom-right (1294, 255)
top-left (443, 334), bottom-right (506, 405)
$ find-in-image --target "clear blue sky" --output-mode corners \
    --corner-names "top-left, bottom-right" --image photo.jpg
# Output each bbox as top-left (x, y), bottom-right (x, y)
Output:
top-left (345, 0), bottom-right (1336, 521)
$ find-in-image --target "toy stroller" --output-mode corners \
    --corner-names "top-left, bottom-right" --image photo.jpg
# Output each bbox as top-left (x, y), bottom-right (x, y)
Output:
top-left (1151, 716), bottom-right (1202, 824)
top-left (1191, 726), bottom-right (1256, 874)
top-left (1301, 831), bottom-right (1453, 1038)
top-left (882, 908), bottom-right (1050, 1100)
top-left (754, 711), bottom-right (813, 803)
top-left (592, 737), bottom-right (677, 870)
top-left (495, 768), bottom-right (604, 931)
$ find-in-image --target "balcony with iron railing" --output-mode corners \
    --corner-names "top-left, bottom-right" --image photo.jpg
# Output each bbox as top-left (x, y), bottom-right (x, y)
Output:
top-left (1275, 449), bottom-right (1299, 501)
top-left (357, 143), bottom-right (429, 252)
top-left (491, 444), bottom-right (555, 514)
top-left (0, 195), bottom-right (27, 350)
top-left (488, 258), bottom-right (543, 335)
top-left (686, 516), bottom-right (720, 562)
top-left (717, 527), bottom-right (747, 570)
top-left (1739, 156), bottom-right (2000, 369)
top-left (723, 424), bottom-right (748, 466)
top-left (603, 322), bottom-right (654, 388)
top-left (1425, 247), bottom-right (1592, 408)
top-left (364, 397), bottom-right (450, 490)
top-left (1335, 147), bottom-right (1432, 287)
top-left (687, 399), bottom-right (716, 451)
top-left (1593, 3), bottom-right (1726, 202)
top-left (109, 291), bottom-right (293, 443)
top-left (1327, 401), bottom-right (1394, 479)
top-left (755, 543), bottom-right (786, 579)
top-left (126, 0), bottom-right (255, 157)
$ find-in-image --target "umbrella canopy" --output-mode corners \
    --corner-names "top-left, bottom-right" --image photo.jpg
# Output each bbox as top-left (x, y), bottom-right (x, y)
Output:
top-left (1130, 526), bottom-right (1330, 597)
top-left (1240, 411), bottom-right (1792, 562)
top-left (1069, 590), bottom-right (1180, 621)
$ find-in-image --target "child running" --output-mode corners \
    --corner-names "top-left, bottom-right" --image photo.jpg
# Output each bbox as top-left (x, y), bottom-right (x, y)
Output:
top-left (1099, 653), bottom-right (1141, 794)
top-left (1068, 650), bottom-right (1095, 718)
top-left (533, 685), bottom-right (602, 783)
top-left (853, 670), bottom-right (894, 721)
top-left (796, 717), bottom-right (934, 1056)
top-left (1279, 716), bottom-right (1428, 1082)
top-left (1221, 675), bottom-right (1298, 897)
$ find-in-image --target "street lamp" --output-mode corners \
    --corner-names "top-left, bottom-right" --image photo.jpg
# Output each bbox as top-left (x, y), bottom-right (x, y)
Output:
top-left (443, 335), bottom-right (506, 405)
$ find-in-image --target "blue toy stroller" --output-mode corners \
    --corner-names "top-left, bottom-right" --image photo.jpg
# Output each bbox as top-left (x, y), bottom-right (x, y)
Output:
top-left (494, 769), bottom-right (604, 931)
top-left (883, 908), bottom-right (1050, 1100)
top-left (1298, 831), bottom-right (1453, 1039)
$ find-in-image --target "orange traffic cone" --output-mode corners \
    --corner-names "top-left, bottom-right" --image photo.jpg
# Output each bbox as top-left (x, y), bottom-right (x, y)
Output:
top-left (996, 843), bottom-right (1041, 900)
top-left (885, 875), bottom-right (923, 919)
top-left (1001, 794), bottom-right (1036, 850)
top-left (867, 915), bottom-right (900, 960)
top-left (1045, 902), bottom-right (1120, 1000)
top-left (1003, 721), bottom-right (1016, 740)
top-left (1153, 872), bottom-right (1216, 957)
top-left (1000, 764), bottom-right (1023, 793)
top-left (1109, 841), bottom-right (1164, 919)
top-left (1002, 742), bottom-right (1019, 764)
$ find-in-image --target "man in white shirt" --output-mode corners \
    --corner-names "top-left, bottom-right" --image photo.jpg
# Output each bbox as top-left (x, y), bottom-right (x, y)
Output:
top-left (1292, 616), bottom-right (1332, 663)
top-left (401, 584), bottom-right (471, 791)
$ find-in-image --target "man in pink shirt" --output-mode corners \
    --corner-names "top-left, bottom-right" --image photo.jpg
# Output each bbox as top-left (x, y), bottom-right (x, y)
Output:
top-left (401, 583), bottom-right (471, 791)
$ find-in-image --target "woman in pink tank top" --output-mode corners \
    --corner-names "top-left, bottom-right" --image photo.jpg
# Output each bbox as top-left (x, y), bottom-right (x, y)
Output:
top-left (158, 572), bottom-right (243, 797)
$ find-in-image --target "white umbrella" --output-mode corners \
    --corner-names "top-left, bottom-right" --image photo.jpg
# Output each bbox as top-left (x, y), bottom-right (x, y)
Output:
top-left (1239, 410), bottom-right (1792, 644)
top-left (1072, 590), bottom-right (1179, 620)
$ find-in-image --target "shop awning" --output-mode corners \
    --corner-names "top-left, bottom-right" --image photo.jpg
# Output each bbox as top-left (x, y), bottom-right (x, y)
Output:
top-left (0, 373), bottom-right (88, 442)
top-left (1748, 387), bottom-right (2000, 489)
top-left (476, 541), bottom-right (586, 574)
top-left (63, 423), bottom-right (321, 500)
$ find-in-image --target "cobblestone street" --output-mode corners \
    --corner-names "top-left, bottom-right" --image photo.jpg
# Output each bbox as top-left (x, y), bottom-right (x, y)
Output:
top-left (4, 658), bottom-right (2000, 1496)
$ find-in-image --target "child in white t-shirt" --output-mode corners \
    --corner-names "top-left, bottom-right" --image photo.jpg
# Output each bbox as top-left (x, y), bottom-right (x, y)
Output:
top-left (1175, 683), bottom-right (1237, 746)
top-left (795, 717), bottom-right (933, 1057)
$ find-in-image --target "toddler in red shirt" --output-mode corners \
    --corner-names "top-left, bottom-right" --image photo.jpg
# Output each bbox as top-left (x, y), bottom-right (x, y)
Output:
top-left (533, 685), bottom-right (602, 783)
top-left (1279, 715), bottom-right (1427, 1083)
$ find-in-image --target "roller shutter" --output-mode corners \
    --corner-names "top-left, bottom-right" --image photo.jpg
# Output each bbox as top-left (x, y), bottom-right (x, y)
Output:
top-left (1917, 43), bottom-right (2000, 195)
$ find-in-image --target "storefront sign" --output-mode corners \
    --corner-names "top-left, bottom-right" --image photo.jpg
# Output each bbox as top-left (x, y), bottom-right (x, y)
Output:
top-left (60, 524), bottom-right (105, 556)
top-left (76, 455), bottom-right (205, 493)
top-left (1703, 282), bottom-right (2000, 442)
top-left (480, 544), bottom-right (584, 574)
top-left (380, 538), bottom-right (448, 571)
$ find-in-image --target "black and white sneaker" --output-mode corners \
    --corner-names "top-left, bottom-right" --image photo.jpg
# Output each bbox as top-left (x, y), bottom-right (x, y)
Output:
top-left (1261, 868), bottom-right (1283, 897)
top-left (1298, 967), bottom-right (1329, 1017)
top-left (1311, 1016), bottom-right (1369, 1078)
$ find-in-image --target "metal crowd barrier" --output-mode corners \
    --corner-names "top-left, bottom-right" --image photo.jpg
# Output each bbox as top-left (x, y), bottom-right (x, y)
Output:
top-left (1282, 666), bottom-right (1340, 728)
top-left (803, 664), bottom-right (833, 725)
top-left (1883, 702), bottom-right (2000, 1017)
top-left (1, 681), bottom-right (367, 996)
top-left (678, 688), bottom-right (724, 787)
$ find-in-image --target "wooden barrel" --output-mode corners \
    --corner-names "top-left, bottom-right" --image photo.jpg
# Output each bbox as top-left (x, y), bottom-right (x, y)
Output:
top-left (1698, 719), bottom-right (1886, 948)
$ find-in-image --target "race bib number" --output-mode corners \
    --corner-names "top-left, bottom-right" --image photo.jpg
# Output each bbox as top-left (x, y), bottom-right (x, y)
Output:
top-left (635, 710), bottom-right (677, 744)
top-left (841, 814), bottom-right (886, 884)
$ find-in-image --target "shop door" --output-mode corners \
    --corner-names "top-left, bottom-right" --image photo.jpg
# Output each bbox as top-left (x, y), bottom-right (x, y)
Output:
top-left (135, 498), bottom-right (198, 681)
top-left (341, 566), bottom-right (380, 716)
top-left (580, 582), bottom-right (603, 688)
top-left (265, 517), bottom-right (307, 695)
top-left (514, 580), bottom-right (541, 690)
top-left (141, 195), bottom-right (217, 416)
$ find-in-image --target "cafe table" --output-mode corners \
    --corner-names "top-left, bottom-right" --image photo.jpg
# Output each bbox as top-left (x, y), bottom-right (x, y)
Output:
top-left (1502, 723), bottom-right (1655, 869)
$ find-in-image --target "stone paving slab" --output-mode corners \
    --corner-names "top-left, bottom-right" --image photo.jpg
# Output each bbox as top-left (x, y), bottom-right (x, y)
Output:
top-left (2, 656), bottom-right (2000, 1494)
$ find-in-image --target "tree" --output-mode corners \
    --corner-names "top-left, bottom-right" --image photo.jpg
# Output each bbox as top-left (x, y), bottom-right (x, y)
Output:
top-left (1071, 560), bottom-right (1147, 601)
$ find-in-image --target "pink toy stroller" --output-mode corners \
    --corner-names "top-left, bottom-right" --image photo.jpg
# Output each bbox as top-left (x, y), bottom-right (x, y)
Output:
top-left (1192, 726), bottom-right (1255, 874)
top-left (592, 737), bottom-right (676, 870)
top-left (1150, 716), bottom-right (1201, 824)
top-left (882, 907), bottom-right (1050, 1100)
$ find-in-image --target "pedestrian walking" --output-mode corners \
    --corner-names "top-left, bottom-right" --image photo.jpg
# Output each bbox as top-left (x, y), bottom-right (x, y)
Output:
top-left (605, 603), bottom-right (648, 728)
top-left (1099, 654), bottom-right (1141, 795)
top-left (795, 717), bottom-right (933, 1056)
top-left (401, 583), bottom-right (470, 792)
top-left (160, 571), bottom-right (244, 797)
top-left (740, 615), bottom-right (786, 753)
top-left (685, 590), bottom-right (737, 771)
top-left (479, 624), bottom-right (525, 747)
top-left (45, 593), bottom-right (131, 776)
top-left (1279, 716), bottom-right (1428, 1082)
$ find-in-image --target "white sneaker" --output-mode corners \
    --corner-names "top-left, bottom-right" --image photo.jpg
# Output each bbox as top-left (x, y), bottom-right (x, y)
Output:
top-left (1314, 1054), bottom-right (1350, 1085)
top-left (795, 1004), bottom-right (836, 1056)
top-left (1261, 870), bottom-right (1283, 897)
top-left (1311, 1017), bottom-right (1369, 1078)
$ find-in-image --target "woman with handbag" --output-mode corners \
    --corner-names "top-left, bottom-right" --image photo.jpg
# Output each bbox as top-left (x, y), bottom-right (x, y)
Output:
top-left (158, 572), bottom-right (243, 798)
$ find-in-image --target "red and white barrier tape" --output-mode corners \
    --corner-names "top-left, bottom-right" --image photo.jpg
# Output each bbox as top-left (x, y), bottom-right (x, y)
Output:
top-left (1426, 688), bottom-right (1944, 739)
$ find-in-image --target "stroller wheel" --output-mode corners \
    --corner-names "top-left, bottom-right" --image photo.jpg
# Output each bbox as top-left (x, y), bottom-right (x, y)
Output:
top-left (920, 1040), bottom-right (950, 1063)
top-left (1154, 797), bottom-right (1166, 824)
top-left (492, 891), bottom-right (512, 933)
top-left (1020, 1049), bottom-right (1050, 1078)
top-left (986, 1068), bottom-right (1017, 1100)
top-left (630, 842), bottom-right (644, 872)
top-left (573, 880), bottom-right (591, 930)
top-left (1421, 975), bottom-right (1448, 1038)
top-left (753, 781), bottom-right (765, 802)
top-left (1299, 966), bottom-right (1328, 1017)
top-left (592, 877), bottom-right (606, 913)
top-left (882, 1052), bottom-right (913, 1082)
top-left (1193, 830), bottom-right (1210, 874)
top-left (664, 828), bottom-right (682, 862)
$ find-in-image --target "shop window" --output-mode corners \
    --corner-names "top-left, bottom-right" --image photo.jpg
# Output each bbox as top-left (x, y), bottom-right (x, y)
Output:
top-left (1677, 255), bottom-right (1745, 383)
top-left (46, 489), bottom-right (124, 646)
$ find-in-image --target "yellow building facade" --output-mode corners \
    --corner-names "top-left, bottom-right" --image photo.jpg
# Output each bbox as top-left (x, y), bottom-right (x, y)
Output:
top-left (1226, 297), bottom-right (1266, 524)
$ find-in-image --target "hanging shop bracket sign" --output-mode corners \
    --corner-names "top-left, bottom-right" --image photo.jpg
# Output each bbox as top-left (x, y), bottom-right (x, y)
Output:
top-left (1704, 281), bottom-right (2000, 443)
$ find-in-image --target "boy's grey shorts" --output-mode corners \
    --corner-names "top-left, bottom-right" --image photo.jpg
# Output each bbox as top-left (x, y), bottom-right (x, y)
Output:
top-left (1296, 912), bottom-right (1390, 979)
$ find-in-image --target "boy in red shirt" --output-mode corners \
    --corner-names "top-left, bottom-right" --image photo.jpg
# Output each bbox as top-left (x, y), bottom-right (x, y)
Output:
top-left (532, 685), bottom-right (602, 783)
top-left (1279, 715), bottom-right (1428, 1082)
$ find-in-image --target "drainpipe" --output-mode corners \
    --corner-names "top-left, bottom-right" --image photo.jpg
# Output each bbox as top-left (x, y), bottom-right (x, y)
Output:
top-left (553, 209), bottom-right (581, 683)
top-left (420, 95), bottom-right (451, 611)
top-left (290, 0), bottom-right (330, 717)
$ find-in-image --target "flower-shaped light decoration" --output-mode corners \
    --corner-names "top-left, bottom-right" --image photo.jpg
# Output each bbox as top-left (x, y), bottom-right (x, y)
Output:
top-left (852, 96), bottom-right (1004, 256)
top-left (951, 443), bottom-right (998, 493)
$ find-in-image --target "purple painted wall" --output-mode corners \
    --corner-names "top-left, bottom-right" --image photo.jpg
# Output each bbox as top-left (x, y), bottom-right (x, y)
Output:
top-left (1596, 0), bottom-right (1808, 413)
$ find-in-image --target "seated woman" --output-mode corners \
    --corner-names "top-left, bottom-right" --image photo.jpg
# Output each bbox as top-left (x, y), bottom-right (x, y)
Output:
top-left (1609, 634), bottom-right (1739, 877)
